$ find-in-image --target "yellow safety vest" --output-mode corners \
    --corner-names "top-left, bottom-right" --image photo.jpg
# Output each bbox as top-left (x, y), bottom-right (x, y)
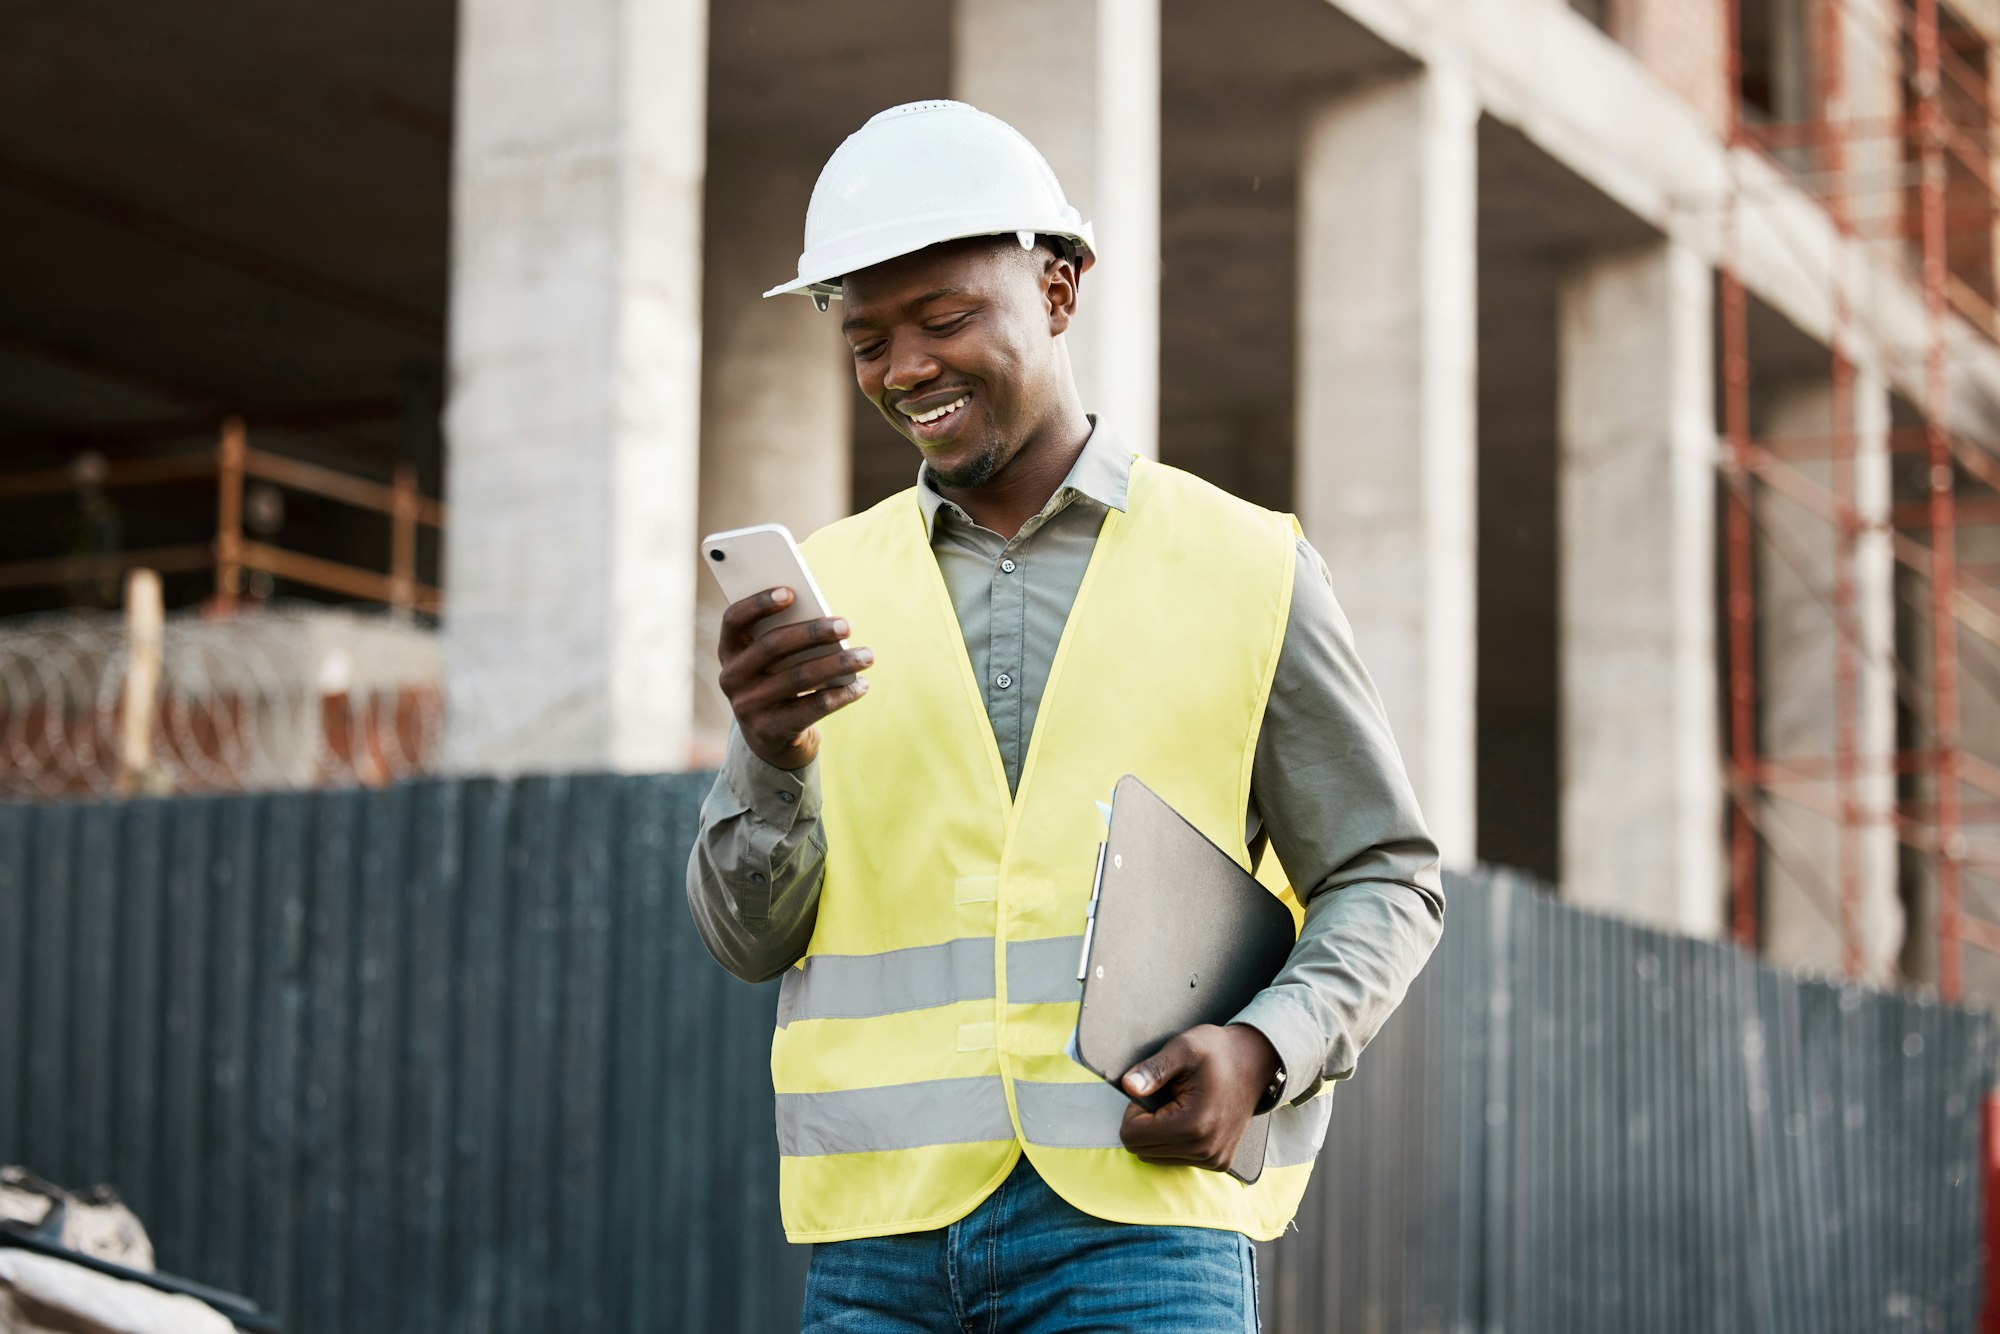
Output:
top-left (779, 455), bottom-right (1332, 1243)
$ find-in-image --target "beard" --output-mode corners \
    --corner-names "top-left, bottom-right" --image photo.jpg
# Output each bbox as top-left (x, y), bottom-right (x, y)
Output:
top-left (923, 443), bottom-right (1003, 491)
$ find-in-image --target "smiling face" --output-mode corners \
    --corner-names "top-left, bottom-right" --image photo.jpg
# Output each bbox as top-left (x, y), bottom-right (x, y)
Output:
top-left (839, 236), bottom-right (1082, 490)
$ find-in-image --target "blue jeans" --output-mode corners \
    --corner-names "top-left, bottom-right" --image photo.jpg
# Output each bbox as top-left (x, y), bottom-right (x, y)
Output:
top-left (800, 1155), bottom-right (1259, 1332)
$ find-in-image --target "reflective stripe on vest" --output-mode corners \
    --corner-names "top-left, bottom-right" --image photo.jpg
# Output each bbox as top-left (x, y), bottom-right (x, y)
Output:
top-left (776, 936), bottom-right (1084, 1027)
top-left (1006, 937), bottom-right (1085, 1004)
top-left (780, 457), bottom-right (1320, 1245)
top-left (777, 1077), bottom-right (1015, 1155)
top-left (778, 1076), bottom-right (1333, 1164)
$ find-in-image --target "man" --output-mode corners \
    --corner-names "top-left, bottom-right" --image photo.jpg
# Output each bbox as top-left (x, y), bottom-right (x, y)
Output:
top-left (687, 100), bottom-right (1442, 1332)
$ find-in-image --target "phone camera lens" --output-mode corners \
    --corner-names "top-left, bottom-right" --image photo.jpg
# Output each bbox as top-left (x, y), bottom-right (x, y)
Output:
top-left (709, 549), bottom-right (725, 561)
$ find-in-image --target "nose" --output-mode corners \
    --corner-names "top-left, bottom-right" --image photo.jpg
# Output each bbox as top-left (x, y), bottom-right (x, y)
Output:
top-left (883, 336), bottom-right (941, 394)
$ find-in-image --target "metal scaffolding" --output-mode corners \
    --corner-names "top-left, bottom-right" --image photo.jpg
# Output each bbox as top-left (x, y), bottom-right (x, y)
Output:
top-left (1720, 0), bottom-right (2000, 999)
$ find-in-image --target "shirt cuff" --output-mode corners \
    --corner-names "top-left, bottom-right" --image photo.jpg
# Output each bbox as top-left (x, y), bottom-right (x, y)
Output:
top-left (1229, 989), bottom-right (1325, 1109)
top-left (722, 730), bottom-right (820, 829)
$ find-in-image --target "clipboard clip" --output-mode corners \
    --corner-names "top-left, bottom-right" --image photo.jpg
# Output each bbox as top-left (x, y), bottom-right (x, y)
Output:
top-left (1077, 840), bottom-right (1107, 982)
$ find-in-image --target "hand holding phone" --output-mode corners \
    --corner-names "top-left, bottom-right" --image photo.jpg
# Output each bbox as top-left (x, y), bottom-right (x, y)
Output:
top-left (703, 525), bottom-right (873, 770)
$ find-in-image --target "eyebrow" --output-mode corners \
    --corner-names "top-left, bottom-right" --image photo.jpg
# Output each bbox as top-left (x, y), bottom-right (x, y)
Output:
top-left (841, 286), bottom-right (976, 333)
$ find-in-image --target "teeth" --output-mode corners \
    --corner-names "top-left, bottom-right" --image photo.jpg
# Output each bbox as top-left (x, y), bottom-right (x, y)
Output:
top-left (911, 396), bottom-right (968, 424)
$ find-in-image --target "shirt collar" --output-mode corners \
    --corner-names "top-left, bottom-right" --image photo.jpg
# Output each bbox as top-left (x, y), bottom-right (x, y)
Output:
top-left (915, 415), bottom-right (1133, 539)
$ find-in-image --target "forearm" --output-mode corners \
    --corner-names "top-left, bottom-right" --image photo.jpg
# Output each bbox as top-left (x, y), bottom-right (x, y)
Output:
top-left (1231, 537), bottom-right (1447, 1103)
top-left (684, 725), bottom-right (829, 982)
top-left (1232, 870), bottom-right (1442, 1102)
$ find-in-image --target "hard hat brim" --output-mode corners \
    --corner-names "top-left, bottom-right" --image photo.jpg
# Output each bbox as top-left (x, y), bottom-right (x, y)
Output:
top-left (763, 220), bottom-right (1097, 302)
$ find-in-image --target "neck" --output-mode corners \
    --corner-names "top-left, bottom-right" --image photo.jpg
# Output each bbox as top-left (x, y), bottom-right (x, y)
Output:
top-left (935, 402), bottom-right (1092, 539)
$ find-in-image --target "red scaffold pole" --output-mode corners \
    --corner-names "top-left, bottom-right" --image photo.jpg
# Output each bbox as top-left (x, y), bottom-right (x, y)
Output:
top-left (1721, 0), bottom-right (1760, 950)
top-left (1914, 0), bottom-right (1965, 1001)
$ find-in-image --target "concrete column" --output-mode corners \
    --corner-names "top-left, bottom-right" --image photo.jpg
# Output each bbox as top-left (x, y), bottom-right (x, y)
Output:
top-left (1767, 0), bottom-right (1813, 126)
top-left (443, 0), bottom-right (707, 773)
top-left (1852, 375), bottom-right (1900, 967)
top-left (953, 0), bottom-right (1160, 459)
top-left (1842, 0), bottom-right (1904, 198)
top-left (692, 140), bottom-right (854, 764)
top-left (1756, 371), bottom-right (1902, 978)
top-left (1295, 69), bottom-right (1480, 869)
top-left (1950, 470), bottom-right (2000, 995)
top-left (1614, 0), bottom-right (1731, 137)
top-left (1557, 241), bottom-right (1722, 936)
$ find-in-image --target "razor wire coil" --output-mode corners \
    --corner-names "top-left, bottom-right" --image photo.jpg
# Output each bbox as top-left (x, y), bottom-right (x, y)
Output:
top-left (0, 602), bottom-right (443, 799)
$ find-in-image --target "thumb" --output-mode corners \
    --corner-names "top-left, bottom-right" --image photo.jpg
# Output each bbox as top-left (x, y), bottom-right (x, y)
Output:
top-left (1122, 1035), bottom-right (1196, 1098)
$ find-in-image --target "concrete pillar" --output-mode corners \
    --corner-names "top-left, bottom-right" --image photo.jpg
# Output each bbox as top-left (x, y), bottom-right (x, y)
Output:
top-left (1768, 0), bottom-right (1813, 126)
top-left (1614, 0), bottom-right (1731, 137)
top-left (1756, 371), bottom-right (1902, 978)
top-left (442, 0), bottom-right (707, 773)
top-left (953, 0), bottom-right (1160, 459)
top-left (1294, 69), bottom-right (1480, 869)
top-left (1950, 480), bottom-right (2000, 996)
top-left (1853, 374), bottom-right (1900, 966)
top-left (692, 140), bottom-right (854, 764)
top-left (1557, 241), bottom-right (1723, 936)
top-left (1841, 0), bottom-right (1904, 197)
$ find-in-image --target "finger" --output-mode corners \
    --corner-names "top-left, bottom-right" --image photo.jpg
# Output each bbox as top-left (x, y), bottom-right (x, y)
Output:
top-left (719, 587), bottom-right (794, 653)
top-left (1118, 1101), bottom-right (1186, 1151)
top-left (1122, 1031), bottom-right (1201, 1101)
top-left (770, 646), bottom-right (874, 699)
top-left (1118, 1078), bottom-right (1212, 1138)
top-left (732, 646), bottom-right (873, 716)
top-left (1118, 1104), bottom-right (1212, 1164)
top-left (752, 621), bottom-right (859, 677)
top-left (720, 618), bottom-right (850, 694)
top-left (733, 620), bottom-right (848, 685)
top-left (754, 677), bottom-right (871, 741)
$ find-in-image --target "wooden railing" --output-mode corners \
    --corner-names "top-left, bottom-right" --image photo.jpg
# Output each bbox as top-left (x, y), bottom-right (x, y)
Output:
top-left (0, 416), bottom-right (445, 614)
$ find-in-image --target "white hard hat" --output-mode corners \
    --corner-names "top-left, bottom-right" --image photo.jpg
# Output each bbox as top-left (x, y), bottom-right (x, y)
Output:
top-left (764, 100), bottom-right (1096, 308)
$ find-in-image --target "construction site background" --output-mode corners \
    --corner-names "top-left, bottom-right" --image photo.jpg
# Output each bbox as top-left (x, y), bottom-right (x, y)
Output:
top-left (7, 0), bottom-right (2000, 1328)
top-left (8, 0), bottom-right (2000, 1003)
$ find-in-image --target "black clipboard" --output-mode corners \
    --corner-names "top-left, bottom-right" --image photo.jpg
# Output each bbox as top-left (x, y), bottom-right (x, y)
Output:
top-left (1069, 774), bottom-right (1298, 1184)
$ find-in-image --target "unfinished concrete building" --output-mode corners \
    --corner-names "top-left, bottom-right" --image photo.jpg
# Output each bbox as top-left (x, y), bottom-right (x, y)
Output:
top-left (8, 0), bottom-right (2000, 999)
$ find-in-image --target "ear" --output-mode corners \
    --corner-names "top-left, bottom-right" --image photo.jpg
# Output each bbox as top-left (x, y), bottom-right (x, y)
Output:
top-left (1044, 252), bottom-right (1083, 336)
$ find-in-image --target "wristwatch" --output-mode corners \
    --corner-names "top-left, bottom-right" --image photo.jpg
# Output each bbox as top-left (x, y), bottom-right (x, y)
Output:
top-left (1253, 1062), bottom-right (1288, 1115)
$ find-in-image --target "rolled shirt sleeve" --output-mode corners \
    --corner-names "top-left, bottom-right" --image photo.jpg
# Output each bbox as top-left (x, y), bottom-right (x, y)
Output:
top-left (684, 724), bottom-right (829, 983)
top-left (1230, 538), bottom-right (1447, 1105)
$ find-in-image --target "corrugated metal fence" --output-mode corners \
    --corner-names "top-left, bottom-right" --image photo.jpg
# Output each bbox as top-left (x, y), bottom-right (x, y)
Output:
top-left (1270, 866), bottom-right (1993, 1333)
top-left (0, 774), bottom-right (802, 1333)
top-left (0, 775), bottom-right (1989, 1332)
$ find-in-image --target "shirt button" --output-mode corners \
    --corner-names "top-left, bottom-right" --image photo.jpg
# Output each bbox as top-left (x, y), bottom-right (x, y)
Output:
top-left (777, 791), bottom-right (796, 804)
top-left (750, 871), bottom-right (767, 885)
top-left (996, 672), bottom-right (1014, 690)
top-left (1000, 558), bottom-right (1016, 573)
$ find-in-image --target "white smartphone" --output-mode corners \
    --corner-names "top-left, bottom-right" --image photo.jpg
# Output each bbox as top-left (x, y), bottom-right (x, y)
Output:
top-left (700, 524), bottom-right (855, 686)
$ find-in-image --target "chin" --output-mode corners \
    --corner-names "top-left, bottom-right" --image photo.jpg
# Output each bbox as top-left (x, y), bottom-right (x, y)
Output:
top-left (923, 438), bottom-right (1003, 490)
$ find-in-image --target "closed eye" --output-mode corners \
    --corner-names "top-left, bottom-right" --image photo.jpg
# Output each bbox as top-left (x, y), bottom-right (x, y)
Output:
top-left (924, 313), bottom-right (972, 335)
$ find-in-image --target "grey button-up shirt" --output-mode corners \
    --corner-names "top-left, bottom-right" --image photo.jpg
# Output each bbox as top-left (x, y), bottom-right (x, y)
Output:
top-left (686, 420), bottom-right (1444, 1107)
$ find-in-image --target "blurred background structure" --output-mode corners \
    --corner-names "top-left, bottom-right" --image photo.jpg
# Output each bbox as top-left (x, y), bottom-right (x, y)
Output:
top-left (4, 0), bottom-right (2000, 1328)
top-left (11, 0), bottom-right (2000, 1002)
